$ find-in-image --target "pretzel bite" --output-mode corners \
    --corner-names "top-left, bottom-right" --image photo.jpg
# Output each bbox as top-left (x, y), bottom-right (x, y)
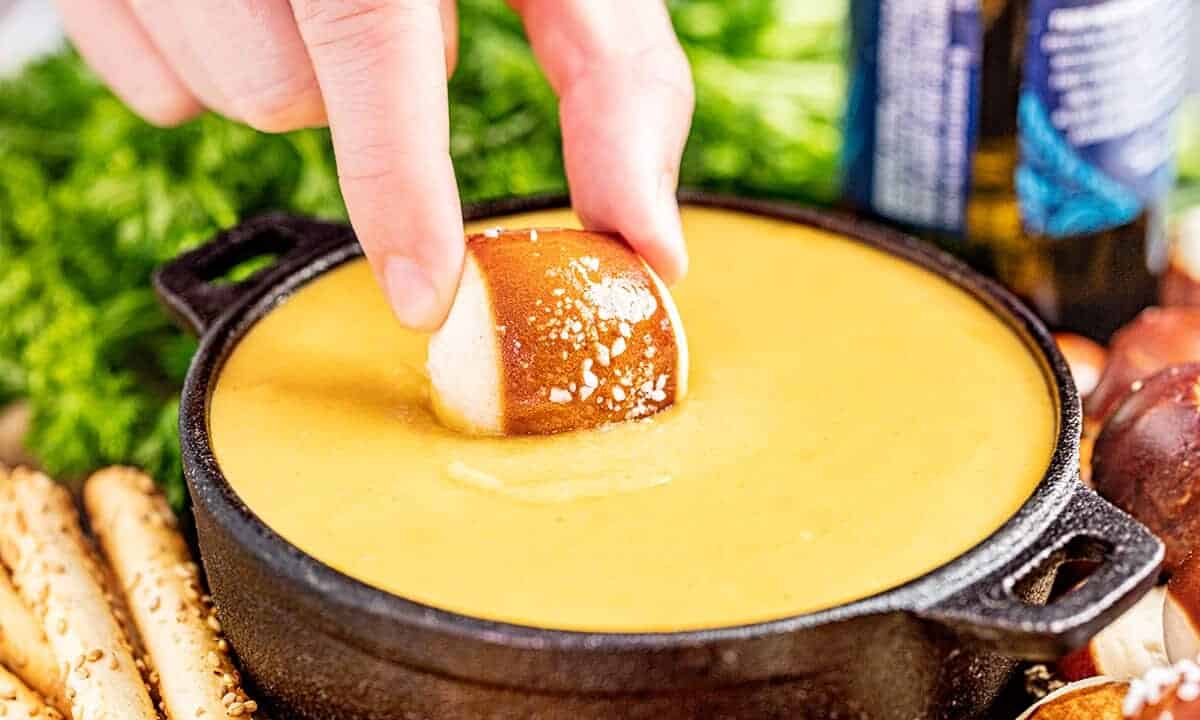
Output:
top-left (1092, 364), bottom-right (1200, 573)
top-left (1058, 587), bottom-right (1166, 682)
top-left (428, 228), bottom-right (688, 436)
top-left (1123, 658), bottom-right (1200, 719)
top-left (0, 468), bottom-right (157, 720)
top-left (1015, 677), bottom-right (1129, 719)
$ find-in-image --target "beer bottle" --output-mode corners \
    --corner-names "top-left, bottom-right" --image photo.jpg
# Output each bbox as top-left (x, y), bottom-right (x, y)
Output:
top-left (844, 0), bottom-right (1190, 340)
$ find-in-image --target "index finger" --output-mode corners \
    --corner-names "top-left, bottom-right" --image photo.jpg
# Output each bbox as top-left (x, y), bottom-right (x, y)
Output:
top-left (512, 0), bottom-right (694, 284)
top-left (290, 0), bottom-right (463, 330)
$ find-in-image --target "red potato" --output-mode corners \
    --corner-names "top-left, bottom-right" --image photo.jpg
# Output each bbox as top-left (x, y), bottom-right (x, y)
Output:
top-left (1054, 332), bottom-right (1108, 399)
top-left (1092, 364), bottom-right (1200, 574)
top-left (1058, 587), bottom-right (1166, 682)
top-left (1086, 308), bottom-right (1200, 423)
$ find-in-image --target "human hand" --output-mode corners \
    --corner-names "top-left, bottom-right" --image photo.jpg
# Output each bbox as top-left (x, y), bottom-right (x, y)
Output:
top-left (57, 0), bottom-right (694, 329)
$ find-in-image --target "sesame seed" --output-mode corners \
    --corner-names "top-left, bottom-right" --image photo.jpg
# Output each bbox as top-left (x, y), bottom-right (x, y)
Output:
top-left (596, 345), bottom-right (611, 367)
top-left (549, 388), bottom-right (572, 404)
top-left (611, 337), bottom-right (627, 358)
top-left (483, 227), bottom-right (500, 238)
top-left (530, 230), bottom-right (538, 242)
top-left (619, 322), bottom-right (632, 338)
top-left (207, 615), bottom-right (222, 633)
top-left (222, 693), bottom-right (236, 706)
top-left (612, 386), bottom-right (626, 402)
top-left (579, 386), bottom-right (595, 401)
top-left (243, 701), bottom-right (258, 713)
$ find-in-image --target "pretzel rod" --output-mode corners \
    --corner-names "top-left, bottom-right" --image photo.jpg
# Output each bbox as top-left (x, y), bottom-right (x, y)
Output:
top-left (0, 562), bottom-right (67, 715)
top-left (0, 662), bottom-right (65, 720)
top-left (0, 468), bottom-right (157, 720)
top-left (85, 467), bottom-right (258, 720)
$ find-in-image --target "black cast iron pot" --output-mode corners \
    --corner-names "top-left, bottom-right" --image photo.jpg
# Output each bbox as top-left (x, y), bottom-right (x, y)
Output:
top-left (155, 194), bottom-right (1162, 720)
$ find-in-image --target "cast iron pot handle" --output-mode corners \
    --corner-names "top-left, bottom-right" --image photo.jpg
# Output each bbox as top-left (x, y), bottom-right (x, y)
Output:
top-left (919, 484), bottom-right (1163, 660)
top-left (154, 214), bottom-right (353, 335)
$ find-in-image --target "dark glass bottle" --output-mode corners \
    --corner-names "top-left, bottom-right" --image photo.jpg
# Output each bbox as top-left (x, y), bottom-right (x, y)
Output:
top-left (967, 0), bottom-right (1171, 340)
top-left (844, 0), bottom-right (1188, 341)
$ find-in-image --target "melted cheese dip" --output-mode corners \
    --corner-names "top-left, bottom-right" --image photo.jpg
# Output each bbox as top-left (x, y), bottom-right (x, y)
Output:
top-left (210, 207), bottom-right (1057, 632)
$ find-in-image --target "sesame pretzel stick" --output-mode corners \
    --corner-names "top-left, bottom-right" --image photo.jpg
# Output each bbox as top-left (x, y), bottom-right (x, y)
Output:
top-left (0, 468), bottom-right (158, 720)
top-left (0, 662), bottom-right (65, 720)
top-left (0, 563), bottom-right (68, 715)
top-left (85, 468), bottom-right (258, 720)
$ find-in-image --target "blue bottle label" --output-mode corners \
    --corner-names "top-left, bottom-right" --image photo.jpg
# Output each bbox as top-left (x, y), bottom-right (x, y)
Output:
top-left (1017, 0), bottom-right (1188, 238)
top-left (843, 0), bottom-right (982, 235)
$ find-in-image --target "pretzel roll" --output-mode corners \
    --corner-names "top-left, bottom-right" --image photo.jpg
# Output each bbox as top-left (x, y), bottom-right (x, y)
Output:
top-left (1124, 659), bottom-right (1200, 719)
top-left (1015, 677), bottom-right (1128, 719)
top-left (0, 468), bottom-right (157, 720)
top-left (428, 228), bottom-right (688, 436)
top-left (85, 467), bottom-right (258, 719)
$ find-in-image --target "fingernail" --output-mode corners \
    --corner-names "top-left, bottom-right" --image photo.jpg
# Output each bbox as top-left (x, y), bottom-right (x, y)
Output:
top-left (384, 256), bottom-right (441, 330)
top-left (656, 171), bottom-right (688, 280)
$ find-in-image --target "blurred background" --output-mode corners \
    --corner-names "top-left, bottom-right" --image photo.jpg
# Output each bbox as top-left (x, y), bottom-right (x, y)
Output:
top-left (0, 0), bottom-right (1196, 504)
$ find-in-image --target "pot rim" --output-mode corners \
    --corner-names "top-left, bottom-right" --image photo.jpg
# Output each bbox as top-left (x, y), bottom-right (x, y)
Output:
top-left (175, 192), bottom-right (1086, 655)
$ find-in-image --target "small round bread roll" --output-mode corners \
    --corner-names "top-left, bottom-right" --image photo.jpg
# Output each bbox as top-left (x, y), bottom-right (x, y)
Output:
top-left (1015, 678), bottom-right (1128, 719)
top-left (428, 228), bottom-right (688, 436)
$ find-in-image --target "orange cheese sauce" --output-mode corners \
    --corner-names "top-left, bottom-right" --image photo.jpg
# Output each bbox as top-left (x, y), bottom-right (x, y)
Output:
top-left (210, 207), bottom-right (1057, 632)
